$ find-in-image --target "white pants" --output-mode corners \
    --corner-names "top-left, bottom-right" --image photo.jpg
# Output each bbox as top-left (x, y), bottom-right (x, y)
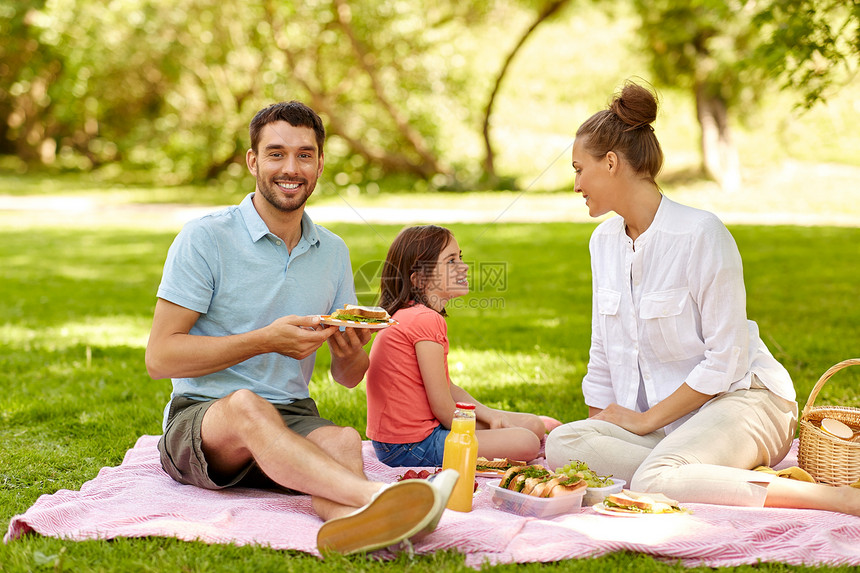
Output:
top-left (545, 383), bottom-right (798, 507)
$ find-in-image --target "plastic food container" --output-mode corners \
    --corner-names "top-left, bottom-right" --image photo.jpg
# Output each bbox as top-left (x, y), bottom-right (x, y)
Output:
top-left (487, 480), bottom-right (585, 519)
top-left (583, 478), bottom-right (626, 507)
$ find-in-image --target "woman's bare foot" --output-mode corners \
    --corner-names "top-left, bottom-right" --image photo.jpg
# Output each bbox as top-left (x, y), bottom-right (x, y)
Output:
top-left (835, 484), bottom-right (860, 516)
top-left (765, 477), bottom-right (860, 515)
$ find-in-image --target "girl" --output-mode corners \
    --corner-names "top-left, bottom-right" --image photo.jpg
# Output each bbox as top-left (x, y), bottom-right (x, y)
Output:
top-left (545, 81), bottom-right (860, 515)
top-left (365, 225), bottom-right (556, 467)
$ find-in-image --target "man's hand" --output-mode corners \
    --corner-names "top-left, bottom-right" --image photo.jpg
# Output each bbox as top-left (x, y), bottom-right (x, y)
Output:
top-left (265, 315), bottom-right (337, 360)
top-left (327, 326), bottom-right (371, 388)
top-left (327, 326), bottom-right (373, 359)
top-left (146, 300), bottom-right (338, 380)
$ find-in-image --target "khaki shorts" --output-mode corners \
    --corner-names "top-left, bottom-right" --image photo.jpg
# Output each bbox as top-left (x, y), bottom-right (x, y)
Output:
top-left (157, 395), bottom-right (334, 491)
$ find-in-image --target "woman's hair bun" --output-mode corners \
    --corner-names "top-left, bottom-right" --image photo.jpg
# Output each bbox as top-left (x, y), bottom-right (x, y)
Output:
top-left (609, 81), bottom-right (658, 131)
top-left (576, 78), bottom-right (664, 183)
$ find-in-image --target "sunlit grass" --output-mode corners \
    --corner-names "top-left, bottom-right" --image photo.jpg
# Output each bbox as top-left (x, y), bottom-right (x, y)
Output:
top-left (0, 318), bottom-right (151, 350)
top-left (1, 220), bottom-right (859, 572)
top-left (0, 173), bottom-right (247, 205)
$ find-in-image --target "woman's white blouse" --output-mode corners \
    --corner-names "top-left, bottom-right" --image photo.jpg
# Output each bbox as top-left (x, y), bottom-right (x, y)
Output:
top-left (582, 196), bottom-right (795, 433)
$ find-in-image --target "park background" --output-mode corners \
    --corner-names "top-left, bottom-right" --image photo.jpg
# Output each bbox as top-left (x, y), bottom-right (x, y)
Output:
top-left (2, 1), bottom-right (860, 571)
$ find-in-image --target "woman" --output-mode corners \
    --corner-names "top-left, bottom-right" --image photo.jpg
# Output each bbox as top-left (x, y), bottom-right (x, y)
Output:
top-left (545, 81), bottom-right (860, 514)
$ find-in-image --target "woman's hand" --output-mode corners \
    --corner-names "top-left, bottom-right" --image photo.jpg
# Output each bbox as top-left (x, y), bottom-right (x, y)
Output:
top-left (592, 404), bottom-right (654, 435)
top-left (591, 383), bottom-right (715, 435)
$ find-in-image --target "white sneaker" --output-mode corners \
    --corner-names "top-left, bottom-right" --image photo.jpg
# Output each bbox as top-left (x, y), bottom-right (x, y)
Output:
top-left (414, 469), bottom-right (459, 539)
top-left (317, 478), bottom-right (436, 555)
top-left (384, 469), bottom-right (461, 556)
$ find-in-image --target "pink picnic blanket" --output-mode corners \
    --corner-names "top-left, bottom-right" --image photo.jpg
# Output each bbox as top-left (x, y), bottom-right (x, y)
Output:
top-left (5, 436), bottom-right (860, 567)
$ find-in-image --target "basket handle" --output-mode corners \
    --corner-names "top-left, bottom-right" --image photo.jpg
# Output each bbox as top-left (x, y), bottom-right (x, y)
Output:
top-left (800, 358), bottom-right (860, 420)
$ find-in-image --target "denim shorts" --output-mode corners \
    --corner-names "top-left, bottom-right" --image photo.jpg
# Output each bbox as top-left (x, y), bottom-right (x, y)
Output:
top-left (372, 424), bottom-right (449, 467)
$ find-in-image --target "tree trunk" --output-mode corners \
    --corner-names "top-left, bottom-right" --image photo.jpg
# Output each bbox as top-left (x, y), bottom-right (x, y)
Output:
top-left (265, 0), bottom-right (441, 180)
top-left (332, 0), bottom-right (447, 179)
top-left (694, 83), bottom-right (741, 193)
top-left (480, 0), bottom-right (570, 188)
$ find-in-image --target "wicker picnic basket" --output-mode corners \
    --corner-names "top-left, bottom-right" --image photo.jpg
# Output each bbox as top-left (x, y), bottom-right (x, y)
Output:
top-left (797, 358), bottom-right (860, 486)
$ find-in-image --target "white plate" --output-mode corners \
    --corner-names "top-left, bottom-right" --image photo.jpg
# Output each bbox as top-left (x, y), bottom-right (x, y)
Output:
top-left (476, 469), bottom-right (508, 478)
top-left (821, 417), bottom-right (854, 440)
top-left (319, 316), bottom-right (397, 330)
top-left (591, 502), bottom-right (647, 517)
top-left (591, 502), bottom-right (687, 517)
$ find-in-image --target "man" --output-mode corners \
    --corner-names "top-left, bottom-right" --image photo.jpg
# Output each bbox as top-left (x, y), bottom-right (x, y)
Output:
top-left (145, 101), bottom-right (456, 555)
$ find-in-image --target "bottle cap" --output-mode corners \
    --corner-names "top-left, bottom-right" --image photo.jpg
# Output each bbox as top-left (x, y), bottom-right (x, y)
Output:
top-left (455, 402), bottom-right (476, 410)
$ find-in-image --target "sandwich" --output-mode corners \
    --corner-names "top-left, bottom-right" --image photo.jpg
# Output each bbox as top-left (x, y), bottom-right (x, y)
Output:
top-left (476, 457), bottom-right (527, 475)
top-left (498, 465), bottom-right (586, 498)
top-left (602, 490), bottom-right (688, 514)
top-left (535, 474), bottom-right (587, 497)
top-left (329, 304), bottom-right (391, 324)
top-left (499, 464), bottom-right (547, 490)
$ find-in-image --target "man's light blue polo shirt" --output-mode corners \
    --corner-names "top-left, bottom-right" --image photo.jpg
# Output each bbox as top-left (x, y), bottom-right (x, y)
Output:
top-left (156, 192), bottom-right (356, 420)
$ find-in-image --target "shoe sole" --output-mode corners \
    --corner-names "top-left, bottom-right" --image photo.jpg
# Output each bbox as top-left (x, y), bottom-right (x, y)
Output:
top-left (317, 481), bottom-right (435, 555)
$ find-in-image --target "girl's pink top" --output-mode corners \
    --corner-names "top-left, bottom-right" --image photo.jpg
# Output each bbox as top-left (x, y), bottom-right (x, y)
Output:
top-left (365, 303), bottom-right (450, 443)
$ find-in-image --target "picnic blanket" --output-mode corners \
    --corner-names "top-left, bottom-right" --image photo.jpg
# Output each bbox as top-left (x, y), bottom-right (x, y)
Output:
top-left (5, 436), bottom-right (860, 567)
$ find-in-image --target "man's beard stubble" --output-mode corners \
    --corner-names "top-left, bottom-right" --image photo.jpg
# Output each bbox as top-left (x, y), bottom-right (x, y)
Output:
top-left (256, 172), bottom-right (314, 213)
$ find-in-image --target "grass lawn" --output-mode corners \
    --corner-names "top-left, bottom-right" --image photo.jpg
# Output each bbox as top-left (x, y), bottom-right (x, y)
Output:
top-left (1, 210), bottom-right (859, 572)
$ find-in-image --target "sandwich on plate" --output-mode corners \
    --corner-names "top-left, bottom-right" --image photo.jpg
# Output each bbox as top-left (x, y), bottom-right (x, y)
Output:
top-left (602, 489), bottom-right (688, 514)
top-left (328, 304), bottom-right (392, 324)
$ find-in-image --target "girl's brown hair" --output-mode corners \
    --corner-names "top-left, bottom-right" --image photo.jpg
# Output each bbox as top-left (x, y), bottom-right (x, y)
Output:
top-left (378, 225), bottom-right (454, 316)
top-left (577, 81), bottom-right (663, 184)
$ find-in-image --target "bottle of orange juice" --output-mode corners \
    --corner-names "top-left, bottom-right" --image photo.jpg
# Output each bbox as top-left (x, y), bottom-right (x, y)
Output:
top-left (441, 402), bottom-right (478, 512)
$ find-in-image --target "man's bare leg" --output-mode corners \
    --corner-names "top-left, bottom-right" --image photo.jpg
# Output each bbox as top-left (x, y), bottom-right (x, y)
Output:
top-left (306, 424), bottom-right (370, 520)
top-left (199, 389), bottom-right (458, 554)
top-left (200, 389), bottom-right (381, 512)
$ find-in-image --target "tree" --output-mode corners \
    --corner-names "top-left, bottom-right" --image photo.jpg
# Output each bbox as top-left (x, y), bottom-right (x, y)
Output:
top-left (479, 0), bottom-right (572, 189)
top-left (5, 0), bottom-right (856, 188)
top-left (261, 0), bottom-right (484, 181)
top-left (753, 0), bottom-right (859, 109)
top-left (634, 0), bottom-right (860, 192)
top-left (1, 0), bottom-right (208, 177)
top-left (1, 0), bottom-right (495, 185)
top-left (634, 0), bottom-right (760, 192)
top-left (0, 0), bottom-right (64, 162)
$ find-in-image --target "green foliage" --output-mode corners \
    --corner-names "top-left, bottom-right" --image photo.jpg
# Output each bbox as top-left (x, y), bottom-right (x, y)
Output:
top-left (0, 0), bottom-right (498, 185)
top-left (753, 0), bottom-right (860, 108)
top-left (5, 0), bottom-right (857, 192)
top-left (633, 0), bottom-right (765, 113)
top-left (634, 0), bottom-right (860, 115)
